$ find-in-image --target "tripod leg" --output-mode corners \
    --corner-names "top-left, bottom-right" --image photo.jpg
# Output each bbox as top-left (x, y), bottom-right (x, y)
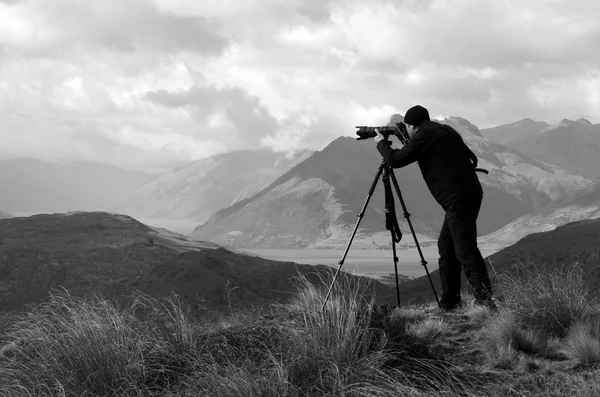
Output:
top-left (388, 167), bottom-right (440, 306)
top-left (321, 162), bottom-right (385, 312)
top-left (391, 233), bottom-right (401, 307)
top-left (382, 165), bottom-right (402, 307)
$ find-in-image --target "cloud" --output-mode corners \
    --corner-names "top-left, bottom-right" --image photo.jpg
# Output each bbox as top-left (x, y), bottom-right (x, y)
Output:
top-left (1, 0), bottom-right (229, 57)
top-left (145, 84), bottom-right (280, 145)
top-left (1, 0), bottom-right (599, 171)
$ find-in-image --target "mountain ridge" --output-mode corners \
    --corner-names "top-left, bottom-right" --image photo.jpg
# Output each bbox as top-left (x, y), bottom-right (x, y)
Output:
top-left (482, 118), bottom-right (600, 178)
top-left (114, 148), bottom-right (315, 224)
top-left (191, 116), bottom-right (589, 249)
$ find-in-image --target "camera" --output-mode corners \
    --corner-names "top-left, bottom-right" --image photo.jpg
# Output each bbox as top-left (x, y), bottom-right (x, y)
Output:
top-left (355, 122), bottom-right (410, 144)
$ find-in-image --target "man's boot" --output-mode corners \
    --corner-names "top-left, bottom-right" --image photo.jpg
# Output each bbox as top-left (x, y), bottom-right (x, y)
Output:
top-left (438, 293), bottom-right (462, 311)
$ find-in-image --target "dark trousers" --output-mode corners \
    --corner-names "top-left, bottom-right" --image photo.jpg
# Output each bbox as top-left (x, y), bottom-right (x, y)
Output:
top-left (438, 195), bottom-right (493, 303)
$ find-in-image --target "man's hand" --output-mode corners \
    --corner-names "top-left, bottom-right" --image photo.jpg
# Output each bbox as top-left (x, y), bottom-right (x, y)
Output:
top-left (374, 129), bottom-right (386, 144)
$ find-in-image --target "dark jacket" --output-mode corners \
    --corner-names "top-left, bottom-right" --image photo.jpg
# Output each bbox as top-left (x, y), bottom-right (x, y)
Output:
top-left (376, 120), bottom-right (483, 210)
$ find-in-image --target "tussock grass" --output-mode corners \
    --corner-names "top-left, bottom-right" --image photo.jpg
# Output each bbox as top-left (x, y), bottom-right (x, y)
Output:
top-left (0, 289), bottom-right (207, 396)
top-left (3, 260), bottom-right (600, 396)
top-left (464, 303), bottom-right (492, 326)
top-left (494, 344), bottom-right (519, 369)
top-left (291, 275), bottom-right (487, 395)
top-left (560, 322), bottom-right (600, 365)
top-left (407, 318), bottom-right (449, 340)
top-left (0, 275), bottom-right (463, 397)
top-left (518, 356), bottom-right (547, 373)
top-left (498, 255), bottom-right (599, 338)
top-left (482, 311), bottom-right (546, 361)
top-left (286, 274), bottom-right (430, 395)
top-left (390, 308), bottom-right (427, 324)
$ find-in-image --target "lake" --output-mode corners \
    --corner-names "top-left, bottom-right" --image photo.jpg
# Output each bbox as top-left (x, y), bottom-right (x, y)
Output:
top-left (237, 247), bottom-right (500, 279)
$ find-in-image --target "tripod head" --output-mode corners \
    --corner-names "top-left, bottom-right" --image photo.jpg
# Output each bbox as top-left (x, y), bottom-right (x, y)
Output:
top-left (355, 122), bottom-right (411, 145)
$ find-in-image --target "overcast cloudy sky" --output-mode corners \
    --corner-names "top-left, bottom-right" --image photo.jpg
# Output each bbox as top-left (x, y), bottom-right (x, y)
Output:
top-left (1, 0), bottom-right (599, 172)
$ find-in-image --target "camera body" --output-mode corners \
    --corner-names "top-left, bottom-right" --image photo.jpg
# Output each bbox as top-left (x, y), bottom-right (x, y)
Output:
top-left (355, 122), bottom-right (410, 144)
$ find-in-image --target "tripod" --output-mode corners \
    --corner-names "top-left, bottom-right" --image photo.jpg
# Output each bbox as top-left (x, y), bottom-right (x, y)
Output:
top-left (321, 159), bottom-right (440, 311)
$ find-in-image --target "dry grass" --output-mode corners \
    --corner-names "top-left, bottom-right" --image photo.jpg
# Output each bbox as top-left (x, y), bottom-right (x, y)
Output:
top-left (2, 261), bottom-right (600, 396)
top-left (498, 255), bottom-right (599, 337)
top-left (390, 308), bottom-right (427, 324)
top-left (560, 322), bottom-right (600, 365)
top-left (406, 318), bottom-right (449, 340)
top-left (483, 311), bottom-right (546, 355)
top-left (464, 300), bottom-right (492, 326)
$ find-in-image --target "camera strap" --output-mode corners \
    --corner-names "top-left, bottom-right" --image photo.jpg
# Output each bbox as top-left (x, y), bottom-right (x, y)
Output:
top-left (382, 171), bottom-right (402, 243)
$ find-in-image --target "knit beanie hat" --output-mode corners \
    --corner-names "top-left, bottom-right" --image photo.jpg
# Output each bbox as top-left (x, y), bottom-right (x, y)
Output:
top-left (404, 105), bottom-right (430, 126)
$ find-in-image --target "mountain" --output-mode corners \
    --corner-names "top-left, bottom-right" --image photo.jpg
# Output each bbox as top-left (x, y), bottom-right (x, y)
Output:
top-left (113, 149), bottom-right (314, 224)
top-left (457, 119), bottom-right (588, 207)
top-left (0, 211), bottom-right (12, 219)
top-left (481, 176), bottom-right (600, 249)
top-left (0, 212), bottom-right (395, 313)
top-left (0, 159), bottom-right (154, 214)
top-left (482, 118), bottom-right (600, 178)
top-left (481, 118), bottom-right (549, 146)
top-left (191, 116), bottom-right (589, 249)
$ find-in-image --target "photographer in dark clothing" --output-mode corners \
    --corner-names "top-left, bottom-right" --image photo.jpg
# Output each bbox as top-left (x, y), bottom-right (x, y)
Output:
top-left (374, 105), bottom-right (495, 311)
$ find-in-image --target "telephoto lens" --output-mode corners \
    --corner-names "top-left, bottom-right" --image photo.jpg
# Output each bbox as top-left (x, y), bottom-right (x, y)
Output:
top-left (355, 126), bottom-right (396, 140)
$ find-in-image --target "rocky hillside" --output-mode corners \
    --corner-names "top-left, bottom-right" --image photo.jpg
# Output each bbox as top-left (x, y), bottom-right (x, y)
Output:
top-left (113, 149), bottom-right (314, 223)
top-left (191, 116), bottom-right (589, 249)
top-left (482, 118), bottom-right (600, 178)
top-left (0, 212), bottom-right (393, 313)
top-left (480, 177), bottom-right (600, 249)
top-left (0, 159), bottom-right (153, 214)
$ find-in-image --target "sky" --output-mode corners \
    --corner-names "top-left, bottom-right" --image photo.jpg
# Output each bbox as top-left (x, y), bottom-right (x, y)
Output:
top-left (1, 0), bottom-right (599, 172)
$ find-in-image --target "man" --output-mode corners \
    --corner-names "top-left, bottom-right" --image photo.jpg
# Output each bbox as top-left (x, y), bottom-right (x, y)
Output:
top-left (374, 105), bottom-right (495, 311)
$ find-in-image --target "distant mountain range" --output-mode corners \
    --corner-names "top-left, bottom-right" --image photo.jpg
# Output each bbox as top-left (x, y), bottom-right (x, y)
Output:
top-left (0, 210), bottom-right (12, 219)
top-left (0, 159), bottom-right (154, 214)
top-left (480, 118), bottom-right (550, 145)
top-left (4, 115), bottom-right (599, 253)
top-left (113, 149), bottom-right (314, 224)
top-left (481, 176), bottom-right (600, 248)
top-left (191, 116), bottom-right (589, 249)
top-left (481, 118), bottom-right (600, 178)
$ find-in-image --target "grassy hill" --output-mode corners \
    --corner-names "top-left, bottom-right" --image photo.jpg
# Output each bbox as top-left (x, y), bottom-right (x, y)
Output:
top-left (0, 211), bottom-right (397, 314)
top-left (1, 269), bottom-right (599, 396)
top-left (2, 213), bottom-right (600, 395)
